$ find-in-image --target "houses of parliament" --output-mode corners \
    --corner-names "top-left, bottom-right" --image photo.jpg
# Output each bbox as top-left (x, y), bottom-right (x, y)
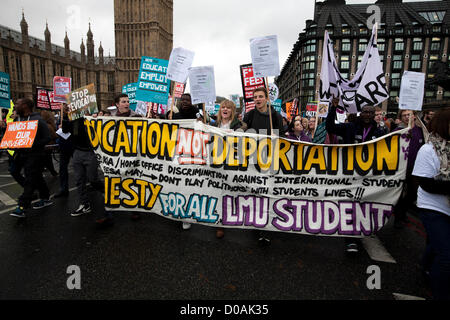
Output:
top-left (0, 0), bottom-right (173, 110)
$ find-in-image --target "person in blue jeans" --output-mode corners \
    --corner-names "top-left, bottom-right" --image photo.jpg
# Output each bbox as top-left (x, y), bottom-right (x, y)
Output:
top-left (412, 107), bottom-right (450, 300)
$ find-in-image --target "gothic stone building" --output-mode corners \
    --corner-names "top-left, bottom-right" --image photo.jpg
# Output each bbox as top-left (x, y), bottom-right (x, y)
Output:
top-left (0, 0), bottom-right (173, 110)
top-left (275, 0), bottom-right (450, 112)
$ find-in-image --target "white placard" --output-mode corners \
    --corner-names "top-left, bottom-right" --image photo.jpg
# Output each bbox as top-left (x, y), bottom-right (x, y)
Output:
top-left (249, 35), bottom-right (280, 77)
top-left (188, 66), bottom-right (216, 105)
top-left (268, 83), bottom-right (279, 102)
top-left (166, 47), bottom-right (195, 83)
top-left (398, 71), bottom-right (425, 111)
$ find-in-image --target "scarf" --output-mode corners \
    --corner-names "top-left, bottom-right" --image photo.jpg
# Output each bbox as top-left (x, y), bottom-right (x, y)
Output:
top-left (427, 132), bottom-right (450, 182)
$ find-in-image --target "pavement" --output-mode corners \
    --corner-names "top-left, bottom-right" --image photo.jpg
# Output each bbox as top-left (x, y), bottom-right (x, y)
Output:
top-left (0, 151), bottom-right (433, 303)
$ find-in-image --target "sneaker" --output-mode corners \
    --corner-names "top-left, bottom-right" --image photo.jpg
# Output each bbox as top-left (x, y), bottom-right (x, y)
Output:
top-left (182, 222), bottom-right (191, 230)
top-left (10, 206), bottom-right (26, 218)
top-left (71, 204), bottom-right (91, 217)
top-left (32, 199), bottom-right (54, 210)
top-left (95, 216), bottom-right (114, 228)
top-left (346, 242), bottom-right (359, 253)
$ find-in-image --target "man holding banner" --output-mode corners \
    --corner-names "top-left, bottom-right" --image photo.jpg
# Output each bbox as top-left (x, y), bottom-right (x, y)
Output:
top-left (9, 98), bottom-right (53, 218)
top-left (326, 98), bottom-right (386, 253)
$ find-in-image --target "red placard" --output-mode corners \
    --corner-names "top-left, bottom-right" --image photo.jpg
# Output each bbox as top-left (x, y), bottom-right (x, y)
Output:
top-left (37, 88), bottom-right (51, 109)
top-left (173, 82), bottom-right (185, 98)
top-left (48, 91), bottom-right (62, 111)
top-left (240, 64), bottom-right (266, 113)
top-left (53, 76), bottom-right (72, 103)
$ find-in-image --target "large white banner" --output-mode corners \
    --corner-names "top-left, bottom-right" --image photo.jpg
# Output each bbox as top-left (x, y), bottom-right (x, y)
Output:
top-left (85, 117), bottom-right (409, 238)
top-left (319, 25), bottom-right (388, 114)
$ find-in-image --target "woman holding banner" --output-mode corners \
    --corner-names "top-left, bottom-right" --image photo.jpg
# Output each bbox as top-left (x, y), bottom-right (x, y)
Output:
top-left (412, 107), bottom-right (450, 300)
top-left (212, 99), bottom-right (242, 239)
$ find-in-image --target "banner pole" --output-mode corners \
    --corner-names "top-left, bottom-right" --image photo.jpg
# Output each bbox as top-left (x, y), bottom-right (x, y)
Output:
top-left (266, 77), bottom-right (274, 135)
top-left (169, 81), bottom-right (175, 120)
top-left (202, 103), bottom-right (206, 124)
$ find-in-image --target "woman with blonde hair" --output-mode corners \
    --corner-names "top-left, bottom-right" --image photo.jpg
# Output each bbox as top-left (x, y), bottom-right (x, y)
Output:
top-left (213, 99), bottom-right (241, 238)
top-left (215, 99), bottom-right (241, 130)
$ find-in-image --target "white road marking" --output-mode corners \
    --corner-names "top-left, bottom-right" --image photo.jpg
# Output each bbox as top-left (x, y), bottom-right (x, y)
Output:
top-left (361, 235), bottom-right (397, 264)
top-left (393, 293), bottom-right (426, 300)
top-left (0, 185), bottom-right (79, 216)
top-left (0, 190), bottom-right (16, 206)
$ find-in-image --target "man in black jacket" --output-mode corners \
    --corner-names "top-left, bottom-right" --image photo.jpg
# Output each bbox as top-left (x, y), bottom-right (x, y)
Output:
top-left (10, 98), bottom-right (53, 218)
top-left (62, 105), bottom-right (103, 218)
top-left (326, 98), bottom-right (385, 253)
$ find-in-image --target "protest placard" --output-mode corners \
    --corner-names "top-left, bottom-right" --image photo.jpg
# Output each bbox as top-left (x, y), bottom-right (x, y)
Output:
top-left (0, 72), bottom-right (11, 109)
top-left (399, 71), bottom-right (425, 111)
top-left (136, 56), bottom-right (170, 105)
top-left (85, 116), bottom-right (409, 238)
top-left (188, 66), bottom-right (216, 105)
top-left (306, 102), bottom-right (318, 117)
top-left (268, 83), bottom-right (279, 103)
top-left (173, 82), bottom-right (185, 98)
top-left (249, 35), bottom-right (280, 78)
top-left (317, 101), bottom-right (329, 118)
top-left (239, 64), bottom-right (266, 112)
top-left (272, 99), bottom-right (282, 113)
top-left (36, 88), bottom-right (51, 109)
top-left (66, 83), bottom-right (98, 121)
top-left (0, 120), bottom-right (38, 149)
top-left (229, 94), bottom-right (241, 109)
top-left (53, 76), bottom-right (72, 103)
top-left (122, 82), bottom-right (138, 111)
top-left (48, 91), bottom-right (62, 111)
top-left (166, 47), bottom-right (195, 83)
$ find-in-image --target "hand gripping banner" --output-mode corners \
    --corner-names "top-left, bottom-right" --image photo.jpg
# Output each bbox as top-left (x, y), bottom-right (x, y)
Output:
top-left (85, 117), bottom-right (409, 238)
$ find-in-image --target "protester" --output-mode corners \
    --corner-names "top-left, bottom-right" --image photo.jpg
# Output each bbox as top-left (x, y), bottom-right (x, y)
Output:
top-left (286, 119), bottom-right (311, 142)
top-left (421, 109), bottom-right (435, 129)
top-left (326, 98), bottom-right (385, 253)
top-left (241, 87), bottom-right (284, 137)
top-left (54, 104), bottom-right (74, 198)
top-left (9, 98), bottom-right (53, 218)
top-left (241, 87), bottom-right (284, 245)
top-left (412, 107), bottom-right (450, 300)
top-left (374, 106), bottom-right (389, 135)
top-left (392, 109), bottom-right (424, 228)
top-left (96, 94), bottom-right (142, 227)
top-left (213, 99), bottom-right (242, 239)
top-left (64, 105), bottom-right (104, 218)
top-left (165, 93), bottom-right (201, 230)
top-left (306, 117), bottom-right (316, 141)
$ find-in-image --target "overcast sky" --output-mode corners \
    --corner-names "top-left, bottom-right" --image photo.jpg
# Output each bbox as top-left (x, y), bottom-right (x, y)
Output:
top-left (1, 0), bottom-right (430, 97)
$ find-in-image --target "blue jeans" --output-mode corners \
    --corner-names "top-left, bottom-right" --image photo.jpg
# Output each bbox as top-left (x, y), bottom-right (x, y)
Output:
top-left (420, 209), bottom-right (450, 300)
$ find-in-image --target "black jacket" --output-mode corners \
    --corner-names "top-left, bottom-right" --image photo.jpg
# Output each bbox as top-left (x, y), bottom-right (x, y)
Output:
top-left (243, 106), bottom-right (284, 136)
top-left (62, 117), bottom-right (92, 151)
top-left (326, 106), bottom-right (385, 143)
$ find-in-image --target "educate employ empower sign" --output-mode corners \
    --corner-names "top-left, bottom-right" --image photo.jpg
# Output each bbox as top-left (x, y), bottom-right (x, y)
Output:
top-left (136, 56), bottom-right (170, 105)
top-left (84, 117), bottom-right (409, 237)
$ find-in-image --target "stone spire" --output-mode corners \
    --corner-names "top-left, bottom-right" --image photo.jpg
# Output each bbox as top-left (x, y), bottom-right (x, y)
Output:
top-left (86, 23), bottom-right (94, 64)
top-left (44, 21), bottom-right (51, 52)
top-left (99, 41), bottom-right (104, 65)
top-left (20, 10), bottom-right (29, 48)
top-left (64, 30), bottom-right (70, 58)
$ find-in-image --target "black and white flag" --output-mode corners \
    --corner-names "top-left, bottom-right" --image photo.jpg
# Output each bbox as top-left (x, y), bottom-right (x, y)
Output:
top-left (319, 24), bottom-right (388, 114)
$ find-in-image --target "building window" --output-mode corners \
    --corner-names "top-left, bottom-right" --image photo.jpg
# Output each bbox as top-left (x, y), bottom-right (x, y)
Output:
top-left (410, 54), bottom-right (421, 70)
top-left (414, 27), bottom-right (423, 34)
top-left (358, 39), bottom-right (368, 51)
top-left (394, 41), bottom-right (404, 51)
top-left (395, 28), bottom-right (404, 34)
top-left (432, 26), bottom-right (441, 33)
top-left (431, 37), bottom-right (441, 52)
top-left (342, 28), bottom-right (351, 35)
top-left (419, 11), bottom-right (445, 23)
top-left (413, 39), bottom-right (423, 51)
top-left (3, 51), bottom-right (9, 74)
top-left (108, 72), bottom-right (114, 92)
top-left (342, 42), bottom-right (351, 52)
top-left (16, 56), bottom-right (23, 81)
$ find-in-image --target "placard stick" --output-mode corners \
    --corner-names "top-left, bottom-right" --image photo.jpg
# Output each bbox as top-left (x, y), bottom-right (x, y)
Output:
top-left (60, 105), bottom-right (63, 126)
top-left (265, 77), bottom-right (274, 134)
top-left (169, 82), bottom-right (175, 120)
top-left (313, 105), bottom-right (320, 139)
top-left (202, 103), bottom-right (206, 124)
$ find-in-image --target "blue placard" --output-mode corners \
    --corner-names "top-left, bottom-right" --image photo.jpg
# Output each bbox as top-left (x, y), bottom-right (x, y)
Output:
top-left (0, 72), bottom-right (11, 109)
top-left (122, 82), bottom-right (138, 111)
top-left (135, 56), bottom-right (170, 105)
top-left (272, 99), bottom-right (282, 112)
